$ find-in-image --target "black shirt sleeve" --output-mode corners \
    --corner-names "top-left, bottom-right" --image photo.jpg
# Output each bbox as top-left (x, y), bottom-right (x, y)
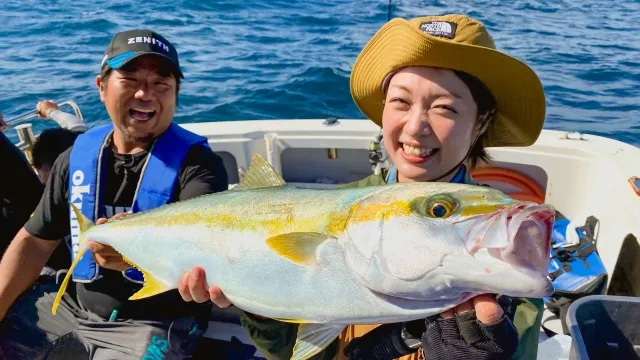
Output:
top-left (0, 133), bottom-right (44, 248)
top-left (24, 147), bottom-right (73, 241)
top-left (176, 144), bottom-right (229, 200)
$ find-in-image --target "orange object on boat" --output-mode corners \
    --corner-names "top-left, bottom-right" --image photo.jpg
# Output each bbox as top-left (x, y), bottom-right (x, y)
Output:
top-left (470, 167), bottom-right (546, 204)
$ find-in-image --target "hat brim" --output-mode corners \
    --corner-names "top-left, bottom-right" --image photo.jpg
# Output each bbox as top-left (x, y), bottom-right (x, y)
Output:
top-left (350, 18), bottom-right (546, 148)
top-left (105, 51), bottom-right (184, 79)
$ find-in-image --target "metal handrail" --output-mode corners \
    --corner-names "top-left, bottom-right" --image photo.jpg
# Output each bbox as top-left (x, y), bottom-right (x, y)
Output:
top-left (4, 99), bottom-right (84, 127)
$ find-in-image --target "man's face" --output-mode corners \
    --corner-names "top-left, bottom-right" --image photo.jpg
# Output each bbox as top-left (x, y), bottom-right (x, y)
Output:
top-left (97, 55), bottom-right (178, 144)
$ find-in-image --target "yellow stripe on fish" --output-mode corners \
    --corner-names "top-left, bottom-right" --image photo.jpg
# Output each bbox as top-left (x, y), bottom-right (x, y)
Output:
top-left (106, 198), bottom-right (414, 237)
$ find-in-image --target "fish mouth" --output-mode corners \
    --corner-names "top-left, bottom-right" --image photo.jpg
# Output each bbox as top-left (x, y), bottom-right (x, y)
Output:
top-left (463, 202), bottom-right (555, 276)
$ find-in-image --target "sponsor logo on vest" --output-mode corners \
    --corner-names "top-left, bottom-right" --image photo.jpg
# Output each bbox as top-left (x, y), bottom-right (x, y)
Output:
top-left (127, 37), bottom-right (171, 53)
top-left (69, 170), bottom-right (90, 258)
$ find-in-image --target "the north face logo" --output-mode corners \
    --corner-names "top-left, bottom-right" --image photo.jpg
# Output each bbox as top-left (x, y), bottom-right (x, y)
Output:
top-left (419, 21), bottom-right (457, 39)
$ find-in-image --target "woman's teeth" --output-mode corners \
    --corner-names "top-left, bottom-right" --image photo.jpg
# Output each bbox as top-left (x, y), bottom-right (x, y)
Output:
top-left (129, 108), bottom-right (156, 121)
top-left (402, 144), bottom-right (436, 157)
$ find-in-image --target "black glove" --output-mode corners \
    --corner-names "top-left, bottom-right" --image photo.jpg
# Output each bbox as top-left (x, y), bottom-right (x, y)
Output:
top-left (343, 322), bottom-right (422, 360)
top-left (421, 302), bottom-right (519, 360)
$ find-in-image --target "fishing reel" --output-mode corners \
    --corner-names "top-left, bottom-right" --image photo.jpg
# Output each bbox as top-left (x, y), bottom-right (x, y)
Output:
top-left (369, 133), bottom-right (390, 175)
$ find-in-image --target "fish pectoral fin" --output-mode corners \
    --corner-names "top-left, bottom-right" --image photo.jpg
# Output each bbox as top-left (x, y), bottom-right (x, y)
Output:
top-left (291, 323), bottom-right (345, 360)
top-left (123, 256), bottom-right (171, 300)
top-left (266, 233), bottom-right (336, 266)
top-left (232, 154), bottom-right (286, 190)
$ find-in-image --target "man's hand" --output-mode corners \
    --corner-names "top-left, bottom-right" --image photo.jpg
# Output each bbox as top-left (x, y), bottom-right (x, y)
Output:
top-left (87, 212), bottom-right (131, 271)
top-left (178, 266), bottom-right (232, 308)
top-left (36, 100), bottom-right (59, 119)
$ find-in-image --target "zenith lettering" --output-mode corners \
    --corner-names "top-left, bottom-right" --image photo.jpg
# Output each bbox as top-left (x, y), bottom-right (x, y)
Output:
top-left (128, 37), bottom-right (170, 52)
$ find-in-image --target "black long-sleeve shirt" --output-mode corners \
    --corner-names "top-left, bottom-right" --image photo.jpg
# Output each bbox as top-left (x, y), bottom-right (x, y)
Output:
top-left (0, 132), bottom-right (44, 253)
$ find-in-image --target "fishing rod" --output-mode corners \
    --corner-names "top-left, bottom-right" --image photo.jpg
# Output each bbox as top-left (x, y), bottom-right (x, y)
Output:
top-left (369, 0), bottom-right (393, 175)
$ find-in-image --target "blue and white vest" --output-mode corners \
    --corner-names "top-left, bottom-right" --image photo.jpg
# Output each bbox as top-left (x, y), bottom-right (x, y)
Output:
top-left (68, 122), bottom-right (208, 283)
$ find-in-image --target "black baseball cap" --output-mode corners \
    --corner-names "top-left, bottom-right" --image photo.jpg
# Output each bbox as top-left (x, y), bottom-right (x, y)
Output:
top-left (100, 29), bottom-right (184, 78)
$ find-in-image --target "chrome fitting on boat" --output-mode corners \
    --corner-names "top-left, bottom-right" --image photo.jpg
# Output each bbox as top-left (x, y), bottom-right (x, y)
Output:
top-left (15, 123), bottom-right (37, 164)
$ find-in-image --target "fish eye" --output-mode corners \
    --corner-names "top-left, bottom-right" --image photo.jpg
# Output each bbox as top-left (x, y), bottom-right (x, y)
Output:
top-left (426, 197), bottom-right (456, 218)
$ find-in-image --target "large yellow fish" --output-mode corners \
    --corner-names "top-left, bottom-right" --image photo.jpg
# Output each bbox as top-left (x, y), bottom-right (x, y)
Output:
top-left (53, 154), bottom-right (554, 360)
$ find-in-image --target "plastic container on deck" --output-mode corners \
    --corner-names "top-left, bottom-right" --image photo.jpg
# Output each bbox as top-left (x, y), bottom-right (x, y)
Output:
top-left (566, 295), bottom-right (640, 359)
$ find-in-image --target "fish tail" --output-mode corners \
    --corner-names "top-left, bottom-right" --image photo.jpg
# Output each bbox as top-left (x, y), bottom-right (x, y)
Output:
top-left (52, 203), bottom-right (95, 315)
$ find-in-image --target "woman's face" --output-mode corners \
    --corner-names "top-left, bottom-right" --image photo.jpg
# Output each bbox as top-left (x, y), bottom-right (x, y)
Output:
top-left (382, 66), bottom-right (483, 183)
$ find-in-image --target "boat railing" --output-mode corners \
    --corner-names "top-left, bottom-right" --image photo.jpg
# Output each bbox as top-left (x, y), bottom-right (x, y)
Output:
top-left (4, 99), bottom-right (84, 128)
top-left (4, 99), bottom-right (84, 165)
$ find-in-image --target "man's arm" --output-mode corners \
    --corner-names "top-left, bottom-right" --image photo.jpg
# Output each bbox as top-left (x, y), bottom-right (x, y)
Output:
top-left (0, 229), bottom-right (59, 320)
top-left (36, 100), bottom-right (87, 133)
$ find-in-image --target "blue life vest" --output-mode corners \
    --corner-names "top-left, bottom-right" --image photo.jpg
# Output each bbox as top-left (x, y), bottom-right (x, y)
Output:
top-left (67, 122), bottom-right (208, 283)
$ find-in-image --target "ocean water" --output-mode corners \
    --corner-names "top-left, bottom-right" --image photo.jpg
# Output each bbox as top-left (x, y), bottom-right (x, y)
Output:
top-left (0, 0), bottom-right (638, 146)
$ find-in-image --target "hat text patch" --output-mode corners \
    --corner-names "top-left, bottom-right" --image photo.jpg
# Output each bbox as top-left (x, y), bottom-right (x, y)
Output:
top-left (419, 21), bottom-right (457, 39)
top-left (127, 37), bottom-right (170, 52)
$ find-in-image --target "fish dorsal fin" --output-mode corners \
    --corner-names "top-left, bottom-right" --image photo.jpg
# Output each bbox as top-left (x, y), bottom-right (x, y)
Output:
top-left (266, 232), bottom-right (335, 266)
top-left (291, 323), bottom-right (346, 360)
top-left (233, 154), bottom-right (286, 190)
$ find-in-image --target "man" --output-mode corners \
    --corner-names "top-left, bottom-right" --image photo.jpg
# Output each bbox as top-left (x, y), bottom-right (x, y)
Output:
top-left (0, 113), bottom-right (44, 253)
top-left (0, 29), bottom-right (229, 359)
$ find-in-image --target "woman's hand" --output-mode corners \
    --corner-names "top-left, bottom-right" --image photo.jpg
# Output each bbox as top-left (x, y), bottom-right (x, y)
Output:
top-left (421, 294), bottom-right (519, 360)
top-left (344, 294), bottom-right (519, 360)
top-left (178, 266), bottom-right (232, 308)
top-left (87, 213), bottom-right (132, 271)
top-left (440, 294), bottom-right (504, 323)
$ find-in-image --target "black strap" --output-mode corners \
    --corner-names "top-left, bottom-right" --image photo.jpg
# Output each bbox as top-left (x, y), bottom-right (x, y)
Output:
top-left (581, 215), bottom-right (599, 246)
top-left (576, 242), bottom-right (597, 259)
top-left (549, 269), bottom-right (564, 281)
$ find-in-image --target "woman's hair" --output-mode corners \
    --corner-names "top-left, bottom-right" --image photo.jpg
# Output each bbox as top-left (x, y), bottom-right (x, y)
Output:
top-left (453, 70), bottom-right (497, 168)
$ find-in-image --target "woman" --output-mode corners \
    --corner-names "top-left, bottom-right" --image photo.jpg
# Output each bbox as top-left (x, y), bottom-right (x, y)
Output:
top-left (179, 13), bottom-right (547, 360)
